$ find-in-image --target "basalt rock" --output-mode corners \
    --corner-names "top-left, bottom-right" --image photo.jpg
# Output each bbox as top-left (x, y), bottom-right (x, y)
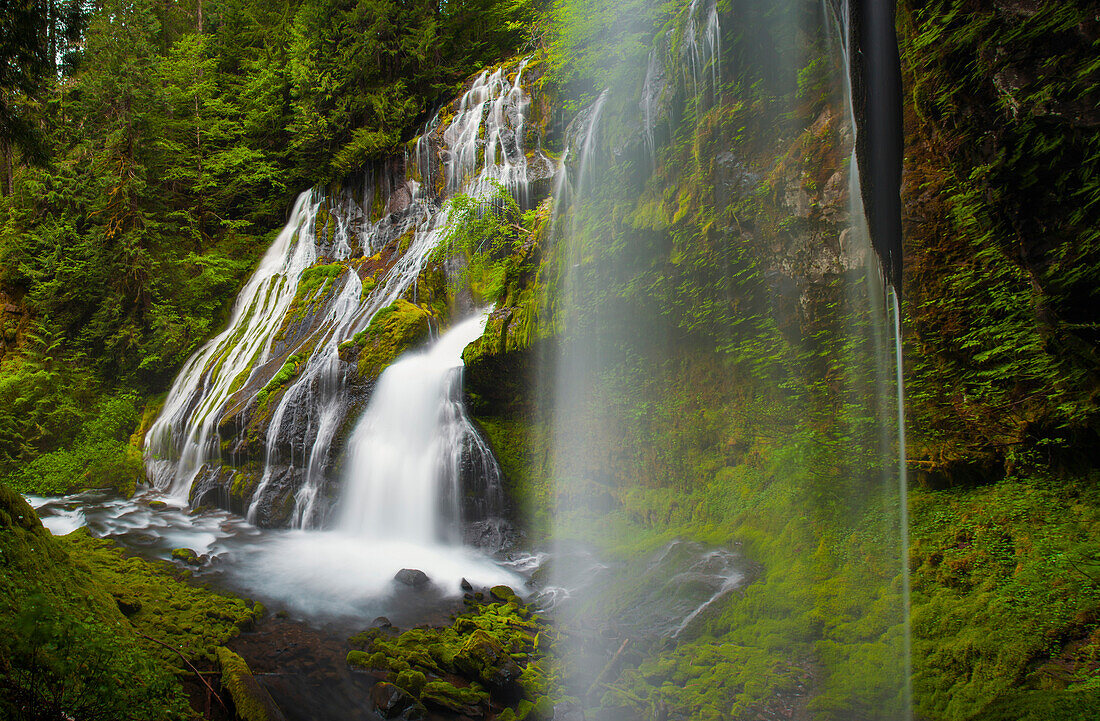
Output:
top-left (394, 568), bottom-right (430, 588)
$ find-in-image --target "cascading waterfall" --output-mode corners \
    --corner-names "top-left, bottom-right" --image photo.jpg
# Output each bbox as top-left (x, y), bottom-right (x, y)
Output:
top-left (544, 0), bottom-right (911, 716)
top-left (337, 310), bottom-right (501, 543)
top-left (145, 193), bottom-right (321, 498)
top-left (145, 57), bottom-right (549, 533)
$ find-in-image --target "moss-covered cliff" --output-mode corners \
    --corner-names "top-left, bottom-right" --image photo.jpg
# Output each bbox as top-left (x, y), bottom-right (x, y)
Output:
top-left (0, 483), bottom-right (264, 719)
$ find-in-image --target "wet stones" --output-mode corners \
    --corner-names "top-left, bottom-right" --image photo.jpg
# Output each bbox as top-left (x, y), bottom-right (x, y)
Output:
top-left (347, 589), bottom-right (554, 720)
top-left (394, 568), bottom-right (430, 588)
top-left (172, 547), bottom-right (205, 566)
top-left (371, 681), bottom-right (417, 718)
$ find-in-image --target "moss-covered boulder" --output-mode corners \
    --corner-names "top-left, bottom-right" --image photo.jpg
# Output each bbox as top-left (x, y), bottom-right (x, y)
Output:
top-left (370, 681), bottom-right (416, 718)
top-left (171, 547), bottom-right (202, 566)
top-left (454, 628), bottom-right (523, 692)
top-left (346, 594), bottom-right (557, 717)
top-left (216, 646), bottom-right (287, 721)
top-left (348, 299), bottom-right (432, 378)
top-left (419, 679), bottom-right (489, 715)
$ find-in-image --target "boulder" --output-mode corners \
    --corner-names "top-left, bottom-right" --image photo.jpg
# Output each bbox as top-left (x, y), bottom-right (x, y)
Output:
top-left (453, 629), bottom-right (522, 692)
top-left (171, 547), bottom-right (203, 566)
top-left (371, 682), bottom-right (415, 718)
top-left (394, 568), bottom-right (430, 588)
top-left (419, 680), bottom-right (488, 716)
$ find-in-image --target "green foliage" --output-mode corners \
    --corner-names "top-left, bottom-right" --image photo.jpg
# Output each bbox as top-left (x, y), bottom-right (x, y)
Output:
top-left (0, 0), bottom-right (540, 480)
top-left (286, 0), bottom-right (539, 179)
top-left (438, 181), bottom-right (527, 301)
top-left (4, 391), bottom-right (144, 496)
top-left (0, 594), bottom-right (187, 721)
top-left (899, 0), bottom-right (1100, 471)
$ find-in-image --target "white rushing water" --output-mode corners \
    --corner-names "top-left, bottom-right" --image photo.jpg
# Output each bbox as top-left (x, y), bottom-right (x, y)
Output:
top-left (145, 58), bottom-right (546, 531)
top-left (25, 489), bottom-right (525, 624)
top-left (144, 192), bottom-right (321, 498)
top-left (338, 310), bottom-right (499, 542)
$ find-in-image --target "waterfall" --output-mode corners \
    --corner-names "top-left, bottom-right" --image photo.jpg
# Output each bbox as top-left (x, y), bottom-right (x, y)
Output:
top-left (145, 57), bottom-right (548, 529)
top-left (543, 0), bottom-right (911, 716)
top-left (337, 310), bottom-right (501, 542)
top-left (144, 193), bottom-right (321, 498)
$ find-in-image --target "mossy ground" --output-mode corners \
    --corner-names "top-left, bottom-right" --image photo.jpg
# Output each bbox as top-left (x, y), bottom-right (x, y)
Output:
top-left (347, 589), bottom-right (558, 719)
top-left (909, 472), bottom-right (1100, 720)
top-left (0, 484), bottom-right (193, 719)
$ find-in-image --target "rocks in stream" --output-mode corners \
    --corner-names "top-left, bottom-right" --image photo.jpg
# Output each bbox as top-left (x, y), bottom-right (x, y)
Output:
top-left (171, 547), bottom-right (205, 566)
top-left (394, 568), bottom-right (430, 588)
top-left (347, 587), bottom-right (554, 721)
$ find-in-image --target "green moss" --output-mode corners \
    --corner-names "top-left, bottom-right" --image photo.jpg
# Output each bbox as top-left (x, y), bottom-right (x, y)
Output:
top-left (216, 646), bottom-right (286, 721)
top-left (0, 484), bottom-right (193, 718)
top-left (347, 649), bottom-right (372, 668)
top-left (969, 691), bottom-right (1100, 721)
top-left (420, 680), bottom-right (488, 713)
top-left (274, 261), bottom-right (349, 340)
top-left (347, 595), bottom-right (558, 715)
top-left (58, 529), bottom-right (256, 669)
top-left (170, 547), bottom-right (200, 565)
top-left (255, 353), bottom-right (307, 407)
top-left (909, 473), bottom-right (1100, 720)
top-left (352, 299), bottom-right (432, 378)
top-left (359, 274), bottom-right (377, 301)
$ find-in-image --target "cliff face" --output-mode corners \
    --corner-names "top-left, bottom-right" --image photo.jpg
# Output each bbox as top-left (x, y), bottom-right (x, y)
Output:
top-left (900, 0), bottom-right (1100, 481)
top-left (458, 2), bottom-right (1100, 719)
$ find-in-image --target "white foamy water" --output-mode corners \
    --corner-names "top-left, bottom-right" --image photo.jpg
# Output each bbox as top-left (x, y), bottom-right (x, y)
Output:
top-left (338, 310), bottom-right (499, 543)
top-left (228, 531), bottom-right (523, 619)
top-left (25, 489), bottom-right (527, 626)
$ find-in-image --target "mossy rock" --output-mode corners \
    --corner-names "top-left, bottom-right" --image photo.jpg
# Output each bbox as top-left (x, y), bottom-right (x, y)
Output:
top-left (353, 299), bottom-right (432, 378)
top-left (171, 547), bottom-right (202, 566)
top-left (216, 646), bottom-right (287, 721)
top-left (490, 585), bottom-right (519, 603)
top-left (419, 679), bottom-right (489, 715)
top-left (395, 668), bottom-right (427, 695)
top-left (454, 628), bottom-right (522, 691)
top-left (347, 649), bottom-right (373, 669)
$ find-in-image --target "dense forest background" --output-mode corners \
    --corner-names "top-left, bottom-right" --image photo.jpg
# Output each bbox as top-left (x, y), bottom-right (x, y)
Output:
top-left (1, 0), bottom-right (1099, 719)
